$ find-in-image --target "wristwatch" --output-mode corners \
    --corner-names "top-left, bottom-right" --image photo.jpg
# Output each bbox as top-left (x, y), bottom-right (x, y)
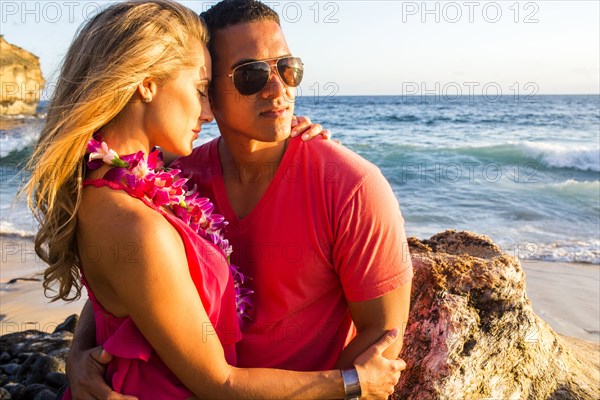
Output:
top-left (341, 368), bottom-right (362, 400)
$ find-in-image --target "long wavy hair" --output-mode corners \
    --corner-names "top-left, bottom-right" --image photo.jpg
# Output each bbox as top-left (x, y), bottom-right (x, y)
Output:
top-left (23, 0), bottom-right (208, 302)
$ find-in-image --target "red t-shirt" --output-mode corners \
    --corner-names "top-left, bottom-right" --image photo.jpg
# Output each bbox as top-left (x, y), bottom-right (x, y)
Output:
top-left (173, 136), bottom-right (413, 370)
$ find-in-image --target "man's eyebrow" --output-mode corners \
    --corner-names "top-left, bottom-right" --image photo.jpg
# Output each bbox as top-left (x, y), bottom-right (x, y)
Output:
top-left (230, 54), bottom-right (292, 70)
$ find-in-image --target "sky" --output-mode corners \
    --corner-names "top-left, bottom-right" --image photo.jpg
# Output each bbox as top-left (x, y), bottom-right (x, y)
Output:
top-left (1, 0), bottom-right (599, 97)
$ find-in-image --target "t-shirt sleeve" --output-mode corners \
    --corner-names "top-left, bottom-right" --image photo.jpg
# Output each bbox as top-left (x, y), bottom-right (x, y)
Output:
top-left (333, 168), bottom-right (413, 302)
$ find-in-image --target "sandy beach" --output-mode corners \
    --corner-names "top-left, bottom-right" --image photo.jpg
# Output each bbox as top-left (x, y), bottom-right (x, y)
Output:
top-left (1, 237), bottom-right (599, 344)
top-left (1, 237), bottom-right (87, 335)
top-left (521, 259), bottom-right (599, 343)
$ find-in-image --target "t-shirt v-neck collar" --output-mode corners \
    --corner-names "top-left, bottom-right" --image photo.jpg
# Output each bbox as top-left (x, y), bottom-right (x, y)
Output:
top-left (210, 137), bottom-right (299, 227)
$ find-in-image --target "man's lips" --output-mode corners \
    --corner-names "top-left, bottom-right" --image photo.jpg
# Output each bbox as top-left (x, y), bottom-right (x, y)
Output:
top-left (259, 107), bottom-right (288, 118)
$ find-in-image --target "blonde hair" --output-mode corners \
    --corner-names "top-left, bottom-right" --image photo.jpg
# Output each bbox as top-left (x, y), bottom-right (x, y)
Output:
top-left (23, 0), bottom-right (208, 302)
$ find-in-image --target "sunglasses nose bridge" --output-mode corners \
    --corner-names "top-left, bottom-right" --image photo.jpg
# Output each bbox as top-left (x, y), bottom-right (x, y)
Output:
top-left (266, 62), bottom-right (282, 80)
top-left (263, 62), bottom-right (286, 89)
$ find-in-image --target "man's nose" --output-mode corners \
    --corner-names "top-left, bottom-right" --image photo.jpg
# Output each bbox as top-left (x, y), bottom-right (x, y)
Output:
top-left (261, 64), bottom-right (285, 98)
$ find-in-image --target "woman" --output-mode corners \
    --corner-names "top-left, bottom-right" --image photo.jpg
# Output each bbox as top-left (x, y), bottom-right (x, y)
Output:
top-left (25, 1), bottom-right (405, 399)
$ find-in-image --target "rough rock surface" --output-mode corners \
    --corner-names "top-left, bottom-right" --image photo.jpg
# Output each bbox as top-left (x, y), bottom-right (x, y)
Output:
top-left (394, 230), bottom-right (600, 399)
top-left (0, 37), bottom-right (45, 116)
top-left (0, 316), bottom-right (75, 399)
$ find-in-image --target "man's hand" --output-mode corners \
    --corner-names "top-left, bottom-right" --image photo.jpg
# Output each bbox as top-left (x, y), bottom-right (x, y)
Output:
top-left (67, 300), bottom-right (138, 400)
top-left (290, 115), bottom-right (331, 141)
top-left (67, 346), bottom-right (138, 400)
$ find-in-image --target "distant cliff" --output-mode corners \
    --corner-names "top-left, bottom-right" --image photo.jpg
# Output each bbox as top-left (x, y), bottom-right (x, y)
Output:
top-left (0, 36), bottom-right (45, 116)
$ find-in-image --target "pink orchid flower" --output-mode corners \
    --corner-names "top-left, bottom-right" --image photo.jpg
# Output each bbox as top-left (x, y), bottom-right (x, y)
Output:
top-left (88, 140), bottom-right (127, 167)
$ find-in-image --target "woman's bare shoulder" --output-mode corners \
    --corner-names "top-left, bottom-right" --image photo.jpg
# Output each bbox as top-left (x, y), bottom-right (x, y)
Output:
top-left (77, 186), bottom-right (187, 318)
top-left (78, 185), bottom-right (170, 240)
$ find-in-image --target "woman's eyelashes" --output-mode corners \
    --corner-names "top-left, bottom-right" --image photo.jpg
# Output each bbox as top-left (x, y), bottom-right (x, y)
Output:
top-left (197, 82), bottom-right (209, 98)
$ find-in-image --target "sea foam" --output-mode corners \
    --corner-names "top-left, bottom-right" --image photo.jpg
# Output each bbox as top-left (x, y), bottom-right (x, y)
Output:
top-left (517, 141), bottom-right (600, 172)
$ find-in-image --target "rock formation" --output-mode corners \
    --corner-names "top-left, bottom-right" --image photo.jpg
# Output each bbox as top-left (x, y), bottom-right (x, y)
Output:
top-left (0, 231), bottom-right (598, 398)
top-left (0, 37), bottom-right (45, 116)
top-left (394, 230), bottom-right (599, 399)
top-left (0, 315), bottom-right (74, 399)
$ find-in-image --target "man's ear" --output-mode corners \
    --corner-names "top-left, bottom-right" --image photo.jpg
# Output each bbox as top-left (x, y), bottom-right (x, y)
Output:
top-left (136, 77), bottom-right (158, 103)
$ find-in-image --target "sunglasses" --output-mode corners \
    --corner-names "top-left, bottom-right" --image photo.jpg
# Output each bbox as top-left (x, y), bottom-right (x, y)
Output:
top-left (215, 56), bottom-right (304, 96)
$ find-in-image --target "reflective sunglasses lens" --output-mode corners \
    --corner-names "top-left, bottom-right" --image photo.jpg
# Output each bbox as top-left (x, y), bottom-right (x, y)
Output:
top-left (233, 62), bottom-right (271, 95)
top-left (277, 57), bottom-right (304, 87)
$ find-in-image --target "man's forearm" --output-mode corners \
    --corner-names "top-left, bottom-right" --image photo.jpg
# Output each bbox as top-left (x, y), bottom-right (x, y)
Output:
top-left (335, 284), bottom-right (411, 369)
top-left (70, 300), bottom-right (97, 354)
top-left (334, 327), bottom-right (403, 369)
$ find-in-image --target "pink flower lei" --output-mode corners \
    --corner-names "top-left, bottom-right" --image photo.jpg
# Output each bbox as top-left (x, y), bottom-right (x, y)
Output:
top-left (86, 138), bottom-right (252, 321)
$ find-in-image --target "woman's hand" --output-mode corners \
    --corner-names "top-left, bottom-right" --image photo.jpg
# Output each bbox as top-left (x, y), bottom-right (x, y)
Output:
top-left (353, 328), bottom-right (406, 399)
top-left (290, 115), bottom-right (331, 141)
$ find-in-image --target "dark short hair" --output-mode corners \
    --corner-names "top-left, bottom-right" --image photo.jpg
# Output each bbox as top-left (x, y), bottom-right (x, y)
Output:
top-left (201, 0), bottom-right (280, 33)
top-left (201, 0), bottom-right (280, 60)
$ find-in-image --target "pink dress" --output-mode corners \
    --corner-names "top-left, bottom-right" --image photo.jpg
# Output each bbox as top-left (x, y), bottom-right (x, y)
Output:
top-left (63, 179), bottom-right (241, 399)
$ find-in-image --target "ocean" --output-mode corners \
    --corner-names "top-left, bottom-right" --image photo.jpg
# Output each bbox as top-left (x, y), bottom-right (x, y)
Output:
top-left (1, 95), bottom-right (599, 264)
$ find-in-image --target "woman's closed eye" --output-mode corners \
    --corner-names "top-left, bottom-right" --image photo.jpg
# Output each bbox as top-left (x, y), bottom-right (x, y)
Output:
top-left (197, 82), bottom-right (209, 98)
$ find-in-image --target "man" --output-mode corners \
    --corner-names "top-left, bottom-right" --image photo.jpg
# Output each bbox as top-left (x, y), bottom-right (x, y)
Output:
top-left (67, 0), bottom-right (412, 396)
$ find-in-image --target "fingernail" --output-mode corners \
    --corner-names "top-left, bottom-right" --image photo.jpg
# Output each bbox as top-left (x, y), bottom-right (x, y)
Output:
top-left (302, 133), bottom-right (310, 141)
top-left (389, 328), bottom-right (400, 337)
top-left (290, 130), bottom-right (297, 137)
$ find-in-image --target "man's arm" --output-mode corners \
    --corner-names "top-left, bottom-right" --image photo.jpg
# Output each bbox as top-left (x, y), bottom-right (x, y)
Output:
top-left (334, 284), bottom-right (411, 368)
top-left (67, 300), bottom-right (138, 399)
top-left (332, 166), bottom-right (414, 368)
top-left (69, 300), bottom-right (96, 352)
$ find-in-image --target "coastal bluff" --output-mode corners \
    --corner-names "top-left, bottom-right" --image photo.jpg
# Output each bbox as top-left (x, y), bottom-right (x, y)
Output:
top-left (0, 231), bottom-right (598, 398)
top-left (0, 37), bottom-right (45, 116)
